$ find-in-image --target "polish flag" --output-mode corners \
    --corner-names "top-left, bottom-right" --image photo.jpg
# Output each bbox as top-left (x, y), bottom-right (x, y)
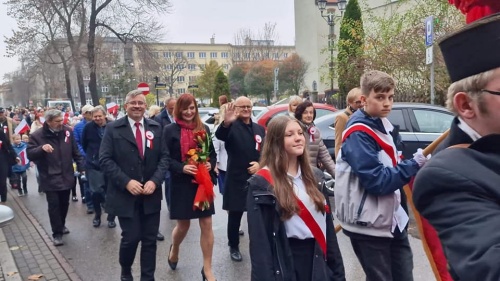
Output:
top-left (63, 112), bottom-right (70, 125)
top-left (107, 102), bottom-right (119, 115)
top-left (14, 119), bottom-right (30, 135)
top-left (19, 148), bottom-right (29, 166)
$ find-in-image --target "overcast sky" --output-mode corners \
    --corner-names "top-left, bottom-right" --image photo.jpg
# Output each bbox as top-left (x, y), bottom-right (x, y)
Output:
top-left (0, 0), bottom-right (295, 82)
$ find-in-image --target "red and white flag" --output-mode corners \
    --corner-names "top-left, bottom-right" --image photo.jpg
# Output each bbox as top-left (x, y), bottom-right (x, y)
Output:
top-left (107, 102), bottom-right (119, 115)
top-left (14, 119), bottom-right (30, 135)
top-left (19, 148), bottom-right (29, 166)
top-left (63, 112), bottom-right (70, 125)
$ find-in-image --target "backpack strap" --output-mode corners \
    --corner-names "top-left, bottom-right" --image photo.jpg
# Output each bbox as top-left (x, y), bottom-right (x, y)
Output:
top-left (256, 169), bottom-right (327, 259)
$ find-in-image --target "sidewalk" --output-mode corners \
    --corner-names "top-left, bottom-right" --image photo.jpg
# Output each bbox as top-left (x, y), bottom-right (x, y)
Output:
top-left (0, 189), bottom-right (81, 281)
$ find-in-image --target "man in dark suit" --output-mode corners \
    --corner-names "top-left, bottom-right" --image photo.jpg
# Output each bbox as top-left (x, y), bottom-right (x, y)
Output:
top-left (154, 97), bottom-right (176, 211)
top-left (215, 96), bottom-right (265, 262)
top-left (100, 90), bottom-right (169, 281)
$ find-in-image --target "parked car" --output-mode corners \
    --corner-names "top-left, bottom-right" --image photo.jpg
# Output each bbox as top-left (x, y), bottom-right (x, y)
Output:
top-left (315, 103), bottom-right (455, 161)
top-left (198, 107), bottom-right (218, 119)
top-left (255, 103), bottom-right (337, 128)
top-left (200, 109), bottom-right (219, 133)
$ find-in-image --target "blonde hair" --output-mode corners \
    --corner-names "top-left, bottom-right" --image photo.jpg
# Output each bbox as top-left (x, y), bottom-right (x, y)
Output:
top-left (148, 105), bottom-right (161, 117)
top-left (288, 95), bottom-right (302, 113)
top-left (346, 87), bottom-right (362, 103)
top-left (360, 70), bottom-right (395, 96)
top-left (446, 68), bottom-right (496, 115)
top-left (260, 116), bottom-right (326, 220)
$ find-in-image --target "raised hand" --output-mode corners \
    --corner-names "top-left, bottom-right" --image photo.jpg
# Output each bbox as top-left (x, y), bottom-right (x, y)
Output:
top-left (223, 102), bottom-right (237, 127)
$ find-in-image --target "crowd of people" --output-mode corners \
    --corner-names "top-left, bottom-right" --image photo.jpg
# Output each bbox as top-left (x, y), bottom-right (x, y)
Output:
top-left (1, 8), bottom-right (500, 281)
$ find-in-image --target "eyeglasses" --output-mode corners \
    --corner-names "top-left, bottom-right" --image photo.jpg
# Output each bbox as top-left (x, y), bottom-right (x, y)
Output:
top-left (482, 89), bottom-right (500, 96)
top-left (127, 101), bottom-right (145, 106)
top-left (354, 101), bottom-right (362, 104)
top-left (235, 105), bottom-right (252, 109)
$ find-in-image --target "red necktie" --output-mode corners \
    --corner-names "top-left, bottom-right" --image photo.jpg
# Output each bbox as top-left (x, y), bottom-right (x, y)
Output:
top-left (135, 122), bottom-right (144, 159)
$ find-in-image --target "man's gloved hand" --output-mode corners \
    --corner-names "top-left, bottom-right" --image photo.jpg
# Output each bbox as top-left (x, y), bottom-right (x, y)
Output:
top-left (413, 148), bottom-right (431, 167)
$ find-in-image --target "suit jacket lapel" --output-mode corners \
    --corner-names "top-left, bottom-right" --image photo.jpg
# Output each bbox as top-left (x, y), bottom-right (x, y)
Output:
top-left (117, 116), bottom-right (137, 147)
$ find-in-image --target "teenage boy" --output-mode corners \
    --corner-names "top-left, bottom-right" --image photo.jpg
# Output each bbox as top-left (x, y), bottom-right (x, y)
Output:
top-left (334, 70), bottom-right (428, 281)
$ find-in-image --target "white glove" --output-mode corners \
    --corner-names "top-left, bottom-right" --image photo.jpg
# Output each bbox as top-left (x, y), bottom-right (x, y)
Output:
top-left (412, 148), bottom-right (431, 167)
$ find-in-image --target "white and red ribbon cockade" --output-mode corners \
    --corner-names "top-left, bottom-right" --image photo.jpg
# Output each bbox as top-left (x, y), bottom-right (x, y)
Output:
top-left (3, 126), bottom-right (7, 134)
top-left (145, 131), bottom-right (154, 149)
top-left (255, 134), bottom-right (262, 151)
top-left (308, 126), bottom-right (316, 142)
top-left (65, 131), bottom-right (70, 143)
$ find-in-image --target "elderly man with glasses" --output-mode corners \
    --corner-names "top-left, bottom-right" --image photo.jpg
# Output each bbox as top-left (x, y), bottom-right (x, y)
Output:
top-left (215, 96), bottom-right (266, 262)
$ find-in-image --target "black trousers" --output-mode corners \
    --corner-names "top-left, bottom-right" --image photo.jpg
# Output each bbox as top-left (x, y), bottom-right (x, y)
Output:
top-left (289, 238), bottom-right (315, 281)
top-left (118, 203), bottom-right (160, 281)
top-left (0, 164), bottom-right (8, 202)
top-left (45, 189), bottom-right (71, 237)
top-left (88, 168), bottom-right (115, 221)
top-left (349, 230), bottom-right (413, 281)
top-left (14, 172), bottom-right (28, 194)
top-left (227, 211), bottom-right (244, 248)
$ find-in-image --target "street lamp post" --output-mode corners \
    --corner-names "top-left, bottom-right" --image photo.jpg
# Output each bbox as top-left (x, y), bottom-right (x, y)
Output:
top-left (317, 0), bottom-right (347, 107)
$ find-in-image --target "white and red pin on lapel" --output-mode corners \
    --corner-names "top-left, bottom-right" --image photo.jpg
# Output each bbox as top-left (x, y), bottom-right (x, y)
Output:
top-left (65, 130), bottom-right (70, 143)
top-left (3, 126), bottom-right (7, 134)
top-left (255, 134), bottom-right (262, 151)
top-left (308, 126), bottom-right (316, 142)
top-left (145, 131), bottom-right (154, 149)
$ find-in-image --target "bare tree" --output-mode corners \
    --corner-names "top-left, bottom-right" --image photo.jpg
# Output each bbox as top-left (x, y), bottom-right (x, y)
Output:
top-left (86, 0), bottom-right (172, 105)
top-left (233, 22), bottom-right (287, 63)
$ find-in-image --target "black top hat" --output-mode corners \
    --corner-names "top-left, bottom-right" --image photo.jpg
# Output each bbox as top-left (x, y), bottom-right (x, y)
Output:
top-left (439, 13), bottom-right (500, 82)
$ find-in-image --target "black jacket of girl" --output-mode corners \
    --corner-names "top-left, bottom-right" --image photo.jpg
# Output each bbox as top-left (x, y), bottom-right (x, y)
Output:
top-left (246, 167), bottom-right (345, 281)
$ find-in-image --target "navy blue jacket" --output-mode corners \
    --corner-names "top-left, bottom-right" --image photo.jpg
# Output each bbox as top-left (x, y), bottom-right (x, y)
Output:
top-left (154, 109), bottom-right (173, 129)
top-left (73, 119), bottom-right (88, 157)
top-left (82, 121), bottom-right (107, 170)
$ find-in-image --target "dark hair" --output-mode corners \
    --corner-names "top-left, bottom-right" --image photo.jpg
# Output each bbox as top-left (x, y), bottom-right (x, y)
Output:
top-left (294, 101), bottom-right (316, 121)
top-left (219, 95), bottom-right (228, 106)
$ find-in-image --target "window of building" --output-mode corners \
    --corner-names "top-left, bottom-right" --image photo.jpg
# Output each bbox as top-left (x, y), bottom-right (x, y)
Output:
top-left (273, 53), bottom-right (279, 60)
top-left (166, 64), bottom-right (173, 70)
top-left (177, 64), bottom-right (185, 70)
top-left (84, 86), bottom-right (90, 93)
top-left (163, 52), bottom-right (171, 58)
top-left (177, 76), bottom-right (185, 82)
top-left (244, 53), bottom-right (250, 59)
top-left (233, 53), bottom-right (241, 59)
top-left (199, 52), bottom-right (206, 58)
top-left (84, 75), bottom-right (90, 81)
top-left (221, 52), bottom-right (229, 58)
top-left (283, 53), bottom-right (289, 58)
top-left (210, 52), bottom-right (217, 58)
top-left (165, 77), bottom-right (172, 83)
top-left (112, 73), bottom-right (120, 80)
top-left (175, 52), bottom-right (183, 58)
top-left (101, 86), bottom-right (109, 93)
top-left (189, 76), bottom-right (197, 83)
top-left (176, 88), bottom-right (185, 95)
top-left (199, 64), bottom-right (206, 70)
top-left (187, 52), bottom-right (195, 58)
top-left (152, 52), bottom-right (159, 58)
top-left (112, 45), bottom-right (119, 54)
top-left (188, 64), bottom-right (196, 71)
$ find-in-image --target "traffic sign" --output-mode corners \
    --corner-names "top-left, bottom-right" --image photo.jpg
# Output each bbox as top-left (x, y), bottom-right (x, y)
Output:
top-left (426, 47), bottom-right (433, 65)
top-left (137, 82), bottom-right (149, 95)
top-left (425, 16), bottom-right (434, 47)
top-left (155, 83), bottom-right (167, 90)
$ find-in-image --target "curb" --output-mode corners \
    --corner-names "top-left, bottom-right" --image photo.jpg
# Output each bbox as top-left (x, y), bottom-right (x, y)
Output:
top-left (0, 228), bottom-right (22, 281)
top-left (7, 189), bottom-right (82, 281)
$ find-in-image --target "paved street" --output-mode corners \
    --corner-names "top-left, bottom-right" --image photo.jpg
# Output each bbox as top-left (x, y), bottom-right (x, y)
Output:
top-left (1, 169), bottom-right (435, 280)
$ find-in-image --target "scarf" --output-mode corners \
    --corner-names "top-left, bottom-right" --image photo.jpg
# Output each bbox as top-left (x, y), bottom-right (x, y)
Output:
top-left (176, 119), bottom-right (197, 162)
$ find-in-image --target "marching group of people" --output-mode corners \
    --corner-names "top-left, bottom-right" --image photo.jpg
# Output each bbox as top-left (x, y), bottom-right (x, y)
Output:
top-left (2, 7), bottom-right (500, 281)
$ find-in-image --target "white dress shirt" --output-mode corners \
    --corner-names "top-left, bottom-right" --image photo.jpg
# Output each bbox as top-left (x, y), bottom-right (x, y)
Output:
top-left (128, 117), bottom-right (145, 156)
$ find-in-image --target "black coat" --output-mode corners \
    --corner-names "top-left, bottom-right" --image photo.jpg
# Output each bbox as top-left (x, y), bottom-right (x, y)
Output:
top-left (434, 117), bottom-right (474, 154)
top-left (163, 123), bottom-right (216, 219)
top-left (247, 168), bottom-right (345, 281)
top-left (99, 116), bottom-right (169, 218)
top-left (82, 121), bottom-right (107, 170)
top-left (27, 123), bottom-right (84, 191)
top-left (0, 130), bottom-right (17, 173)
top-left (413, 134), bottom-right (500, 281)
top-left (154, 109), bottom-right (173, 129)
top-left (215, 119), bottom-right (265, 212)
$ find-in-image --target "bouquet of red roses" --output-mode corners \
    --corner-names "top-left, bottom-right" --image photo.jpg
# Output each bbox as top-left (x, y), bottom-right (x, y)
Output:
top-left (186, 130), bottom-right (215, 211)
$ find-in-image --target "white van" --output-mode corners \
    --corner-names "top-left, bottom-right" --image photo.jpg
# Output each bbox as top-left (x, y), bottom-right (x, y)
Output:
top-left (47, 100), bottom-right (73, 112)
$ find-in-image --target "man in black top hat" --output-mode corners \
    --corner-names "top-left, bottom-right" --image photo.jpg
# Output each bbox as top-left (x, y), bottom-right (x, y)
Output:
top-left (413, 11), bottom-right (500, 281)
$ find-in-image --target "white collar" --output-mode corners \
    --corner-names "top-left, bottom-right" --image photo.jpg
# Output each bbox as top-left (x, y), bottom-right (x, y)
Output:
top-left (457, 117), bottom-right (481, 141)
top-left (287, 166), bottom-right (302, 180)
top-left (127, 117), bottom-right (144, 127)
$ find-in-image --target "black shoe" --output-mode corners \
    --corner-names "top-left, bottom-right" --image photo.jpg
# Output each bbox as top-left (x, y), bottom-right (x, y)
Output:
top-left (156, 231), bottom-right (165, 241)
top-left (239, 229), bottom-right (244, 236)
top-left (93, 217), bottom-right (101, 228)
top-left (72, 196), bottom-right (78, 202)
top-left (167, 245), bottom-right (178, 270)
top-left (62, 227), bottom-right (70, 234)
top-left (86, 208), bottom-right (94, 214)
top-left (201, 267), bottom-right (217, 281)
top-left (230, 248), bottom-right (242, 262)
top-left (120, 268), bottom-right (133, 281)
top-left (108, 221), bottom-right (116, 228)
top-left (53, 236), bottom-right (64, 246)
